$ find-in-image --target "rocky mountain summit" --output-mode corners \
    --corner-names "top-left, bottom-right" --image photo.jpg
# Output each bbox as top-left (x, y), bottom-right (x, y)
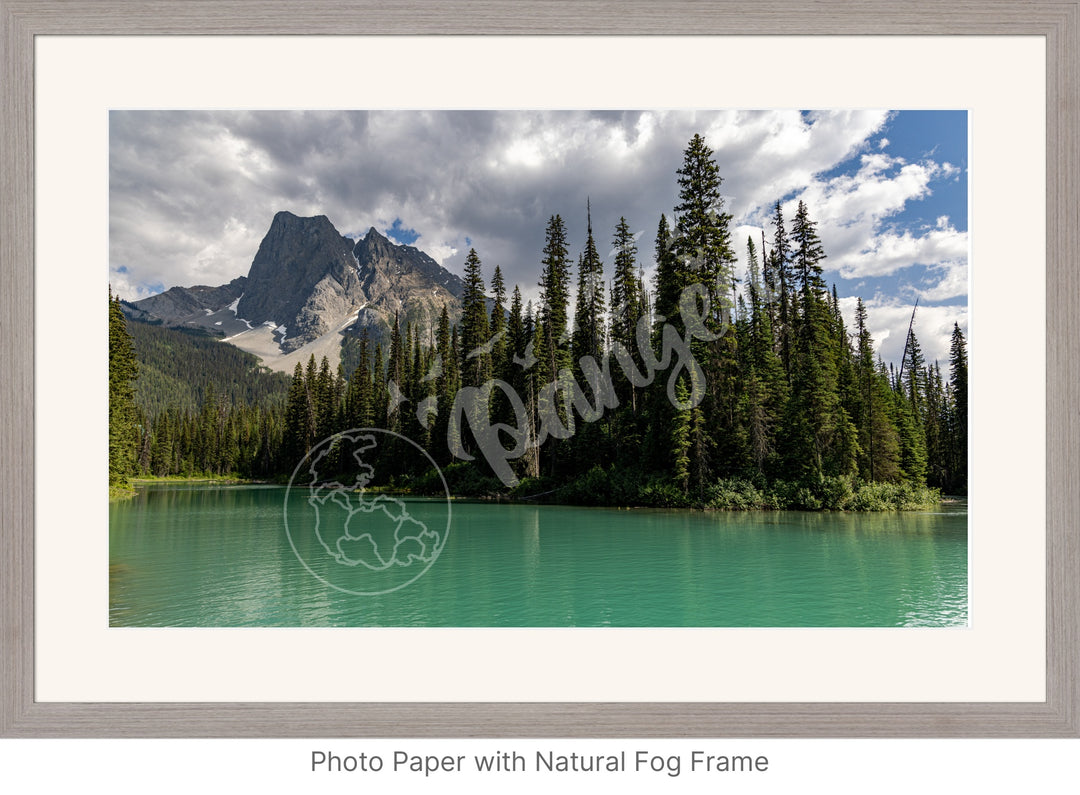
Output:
top-left (127, 212), bottom-right (464, 372)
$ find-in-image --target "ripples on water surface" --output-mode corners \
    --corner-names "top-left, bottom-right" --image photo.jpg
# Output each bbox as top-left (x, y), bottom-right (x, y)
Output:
top-left (110, 485), bottom-right (967, 627)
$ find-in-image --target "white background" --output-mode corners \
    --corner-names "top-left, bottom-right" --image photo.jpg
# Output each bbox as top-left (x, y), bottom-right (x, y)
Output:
top-left (13, 34), bottom-right (1070, 792)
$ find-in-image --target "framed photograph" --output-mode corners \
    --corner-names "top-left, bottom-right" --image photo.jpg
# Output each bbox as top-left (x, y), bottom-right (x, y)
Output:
top-left (2, 1), bottom-right (1077, 737)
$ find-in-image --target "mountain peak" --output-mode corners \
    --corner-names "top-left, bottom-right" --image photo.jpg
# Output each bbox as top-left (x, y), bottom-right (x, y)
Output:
top-left (269, 210), bottom-right (334, 230)
top-left (131, 212), bottom-right (466, 368)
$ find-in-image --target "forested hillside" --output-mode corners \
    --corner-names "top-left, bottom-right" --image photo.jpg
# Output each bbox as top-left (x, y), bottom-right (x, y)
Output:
top-left (124, 315), bottom-right (291, 416)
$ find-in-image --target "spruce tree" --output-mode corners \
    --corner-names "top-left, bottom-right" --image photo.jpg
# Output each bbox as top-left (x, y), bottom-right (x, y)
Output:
top-left (609, 216), bottom-right (646, 452)
top-left (851, 300), bottom-right (900, 482)
top-left (768, 203), bottom-right (795, 380)
top-left (742, 237), bottom-right (787, 476)
top-left (507, 285), bottom-right (525, 375)
top-left (433, 305), bottom-right (456, 464)
top-left (902, 326), bottom-right (926, 421)
top-left (372, 344), bottom-right (387, 427)
top-left (647, 214), bottom-right (679, 470)
top-left (673, 135), bottom-right (739, 486)
top-left (351, 329), bottom-right (374, 427)
top-left (460, 248), bottom-right (492, 387)
top-left (674, 133), bottom-right (735, 318)
top-left (283, 361), bottom-right (312, 467)
top-left (535, 215), bottom-right (574, 475)
top-left (792, 200), bottom-right (827, 300)
top-left (536, 214), bottom-right (573, 381)
top-left (386, 313), bottom-right (407, 432)
top-left (670, 375), bottom-right (692, 493)
top-left (892, 384), bottom-right (928, 484)
top-left (923, 362), bottom-right (947, 489)
top-left (948, 323), bottom-right (968, 493)
top-left (489, 264), bottom-right (508, 377)
top-left (610, 216), bottom-right (639, 352)
top-left (652, 213), bottom-right (681, 323)
top-left (314, 355), bottom-right (336, 440)
top-left (573, 201), bottom-right (606, 366)
top-left (456, 248), bottom-right (493, 459)
top-left (781, 202), bottom-right (856, 480)
top-left (108, 290), bottom-right (140, 487)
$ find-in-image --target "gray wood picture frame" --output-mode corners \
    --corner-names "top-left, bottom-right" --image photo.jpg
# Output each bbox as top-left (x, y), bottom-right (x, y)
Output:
top-left (2, 0), bottom-right (1077, 738)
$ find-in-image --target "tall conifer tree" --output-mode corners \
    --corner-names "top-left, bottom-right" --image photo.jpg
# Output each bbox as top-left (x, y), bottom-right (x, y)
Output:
top-left (948, 323), bottom-right (968, 493)
top-left (460, 248), bottom-right (492, 387)
top-left (108, 290), bottom-right (140, 486)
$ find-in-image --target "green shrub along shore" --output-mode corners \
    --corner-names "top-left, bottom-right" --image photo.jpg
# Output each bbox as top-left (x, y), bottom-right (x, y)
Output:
top-left (413, 464), bottom-right (940, 512)
top-left (115, 464), bottom-right (940, 512)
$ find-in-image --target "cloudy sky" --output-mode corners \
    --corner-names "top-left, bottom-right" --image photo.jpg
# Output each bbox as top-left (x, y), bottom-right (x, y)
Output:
top-left (109, 109), bottom-right (967, 366)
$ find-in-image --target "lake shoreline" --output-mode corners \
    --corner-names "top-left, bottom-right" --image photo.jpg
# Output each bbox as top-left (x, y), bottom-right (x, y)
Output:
top-left (125, 479), bottom-right (958, 514)
top-left (110, 488), bottom-right (968, 627)
top-left (130, 475), bottom-right (272, 485)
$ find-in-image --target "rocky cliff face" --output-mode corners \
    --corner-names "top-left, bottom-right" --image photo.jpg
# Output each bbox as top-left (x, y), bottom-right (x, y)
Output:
top-left (233, 212), bottom-right (368, 351)
top-left (348, 226), bottom-right (464, 345)
top-left (235, 212), bottom-right (359, 347)
top-left (129, 212), bottom-right (464, 359)
top-left (131, 276), bottom-right (247, 323)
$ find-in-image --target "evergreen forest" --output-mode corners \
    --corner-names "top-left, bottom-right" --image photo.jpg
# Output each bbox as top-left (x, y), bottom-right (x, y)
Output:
top-left (110, 134), bottom-right (968, 510)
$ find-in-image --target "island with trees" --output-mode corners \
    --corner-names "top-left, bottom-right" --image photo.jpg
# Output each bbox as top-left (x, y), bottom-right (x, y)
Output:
top-left (110, 134), bottom-right (967, 511)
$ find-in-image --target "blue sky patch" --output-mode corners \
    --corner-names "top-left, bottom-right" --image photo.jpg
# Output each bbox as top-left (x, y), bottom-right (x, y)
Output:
top-left (385, 218), bottom-right (419, 245)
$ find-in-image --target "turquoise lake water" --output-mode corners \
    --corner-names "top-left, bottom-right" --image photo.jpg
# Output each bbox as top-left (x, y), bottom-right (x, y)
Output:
top-left (109, 484), bottom-right (967, 627)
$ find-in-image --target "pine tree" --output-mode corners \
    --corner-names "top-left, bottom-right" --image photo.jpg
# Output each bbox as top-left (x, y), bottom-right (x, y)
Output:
top-left (403, 322), bottom-right (416, 397)
top-left (409, 329), bottom-right (434, 451)
top-left (149, 406), bottom-right (174, 477)
top-left (781, 202), bottom-right (856, 481)
top-left (566, 202), bottom-right (610, 474)
top-left (344, 328), bottom-right (373, 428)
top-left (507, 284), bottom-right (526, 377)
top-left (536, 214), bottom-right (573, 381)
top-left (573, 201), bottom-right (606, 366)
top-left (386, 313), bottom-right (407, 432)
top-left (791, 200), bottom-right (827, 301)
top-left (902, 326), bottom-right (926, 421)
top-left (108, 290), bottom-right (140, 487)
top-left (670, 375), bottom-right (692, 493)
top-left (923, 362), bottom-right (948, 489)
top-left (534, 214), bottom-right (574, 475)
top-left (948, 323), bottom-right (968, 493)
top-left (769, 202), bottom-right (794, 379)
top-left (372, 343), bottom-right (387, 427)
top-left (674, 134), bottom-right (736, 321)
top-left (489, 264), bottom-right (508, 378)
top-left (610, 216), bottom-right (639, 352)
top-left (283, 361), bottom-right (312, 467)
top-left (672, 135), bottom-right (739, 487)
top-left (647, 214), bottom-right (679, 469)
top-left (460, 248), bottom-right (492, 387)
top-left (741, 237), bottom-right (788, 476)
top-left (609, 216), bottom-right (646, 451)
top-left (456, 248), bottom-right (493, 459)
top-left (851, 300), bottom-right (901, 482)
top-left (892, 382), bottom-right (928, 484)
top-left (652, 213), bottom-right (682, 323)
top-left (432, 305), bottom-right (456, 464)
top-left (314, 355), bottom-right (336, 440)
